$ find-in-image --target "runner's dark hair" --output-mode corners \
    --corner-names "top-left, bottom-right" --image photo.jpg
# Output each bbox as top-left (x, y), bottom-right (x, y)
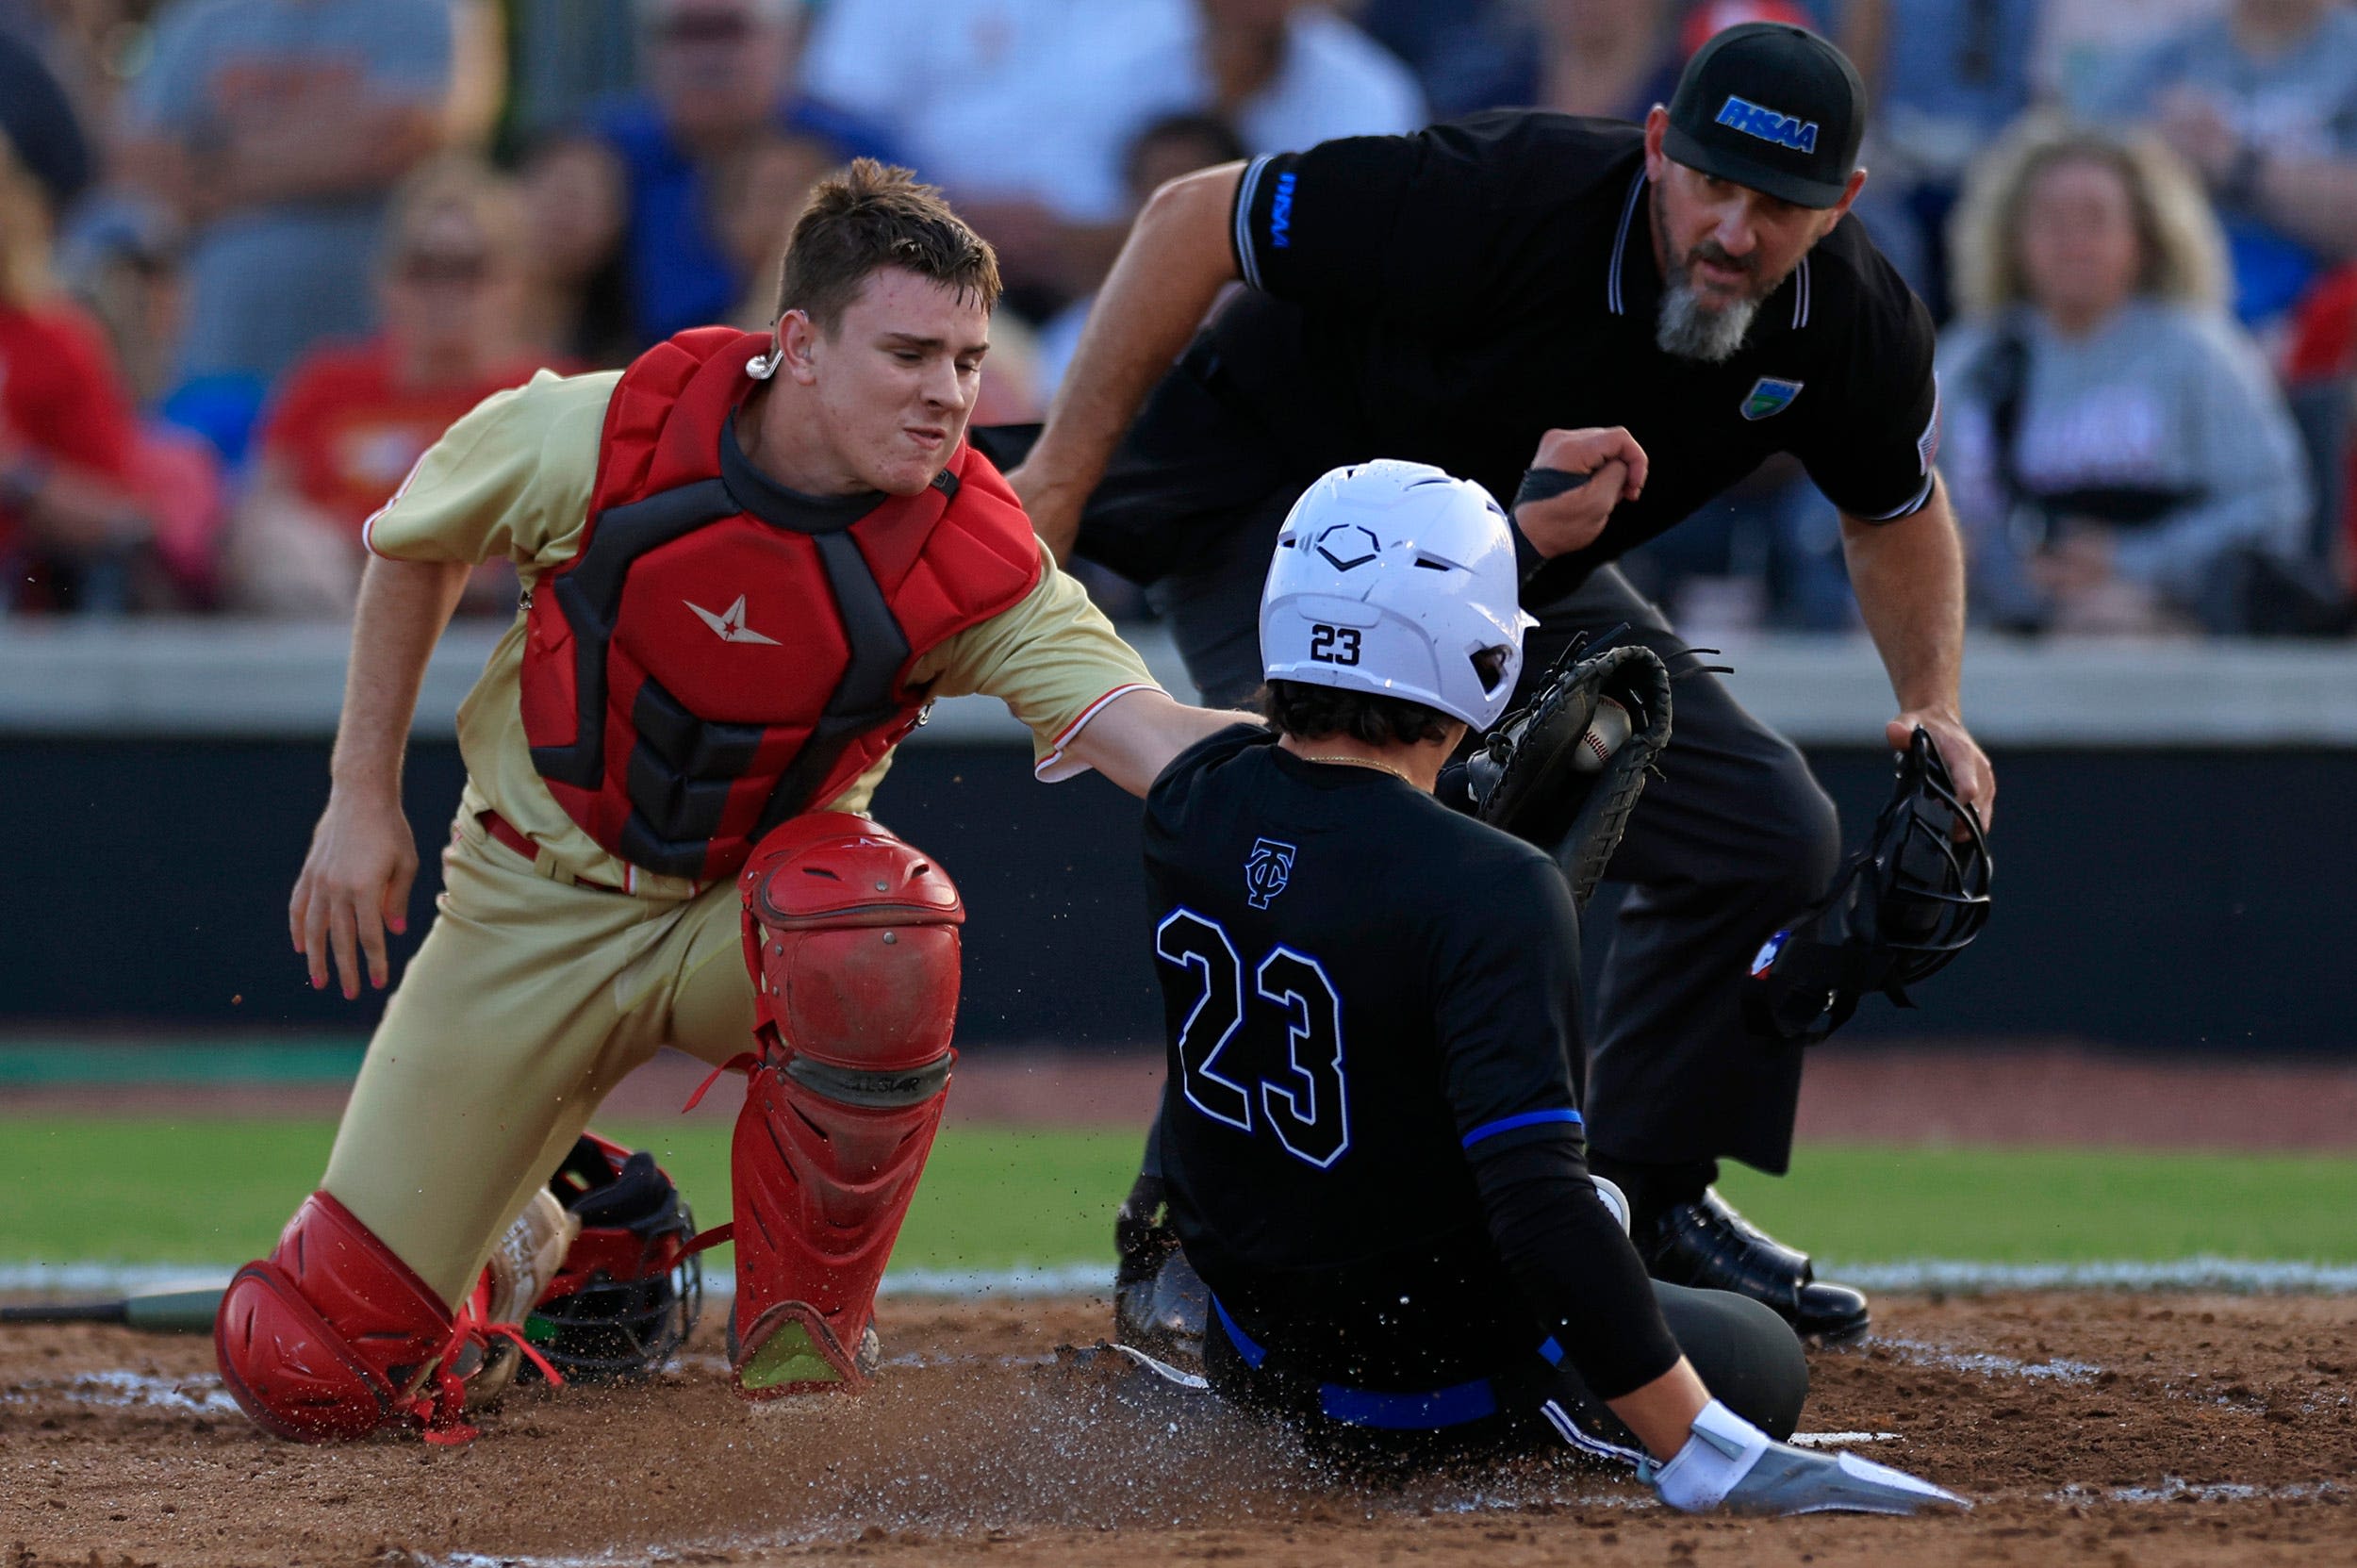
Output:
top-left (1261, 681), bottom-right (1455, 747)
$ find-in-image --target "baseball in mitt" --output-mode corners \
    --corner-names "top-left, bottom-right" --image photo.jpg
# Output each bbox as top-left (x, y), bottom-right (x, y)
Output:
top-left (1467, 638), bottom-right (1674, 907)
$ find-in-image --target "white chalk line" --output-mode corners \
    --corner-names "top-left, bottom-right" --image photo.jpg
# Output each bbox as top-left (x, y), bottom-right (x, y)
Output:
top-left (0, 1367), bottom-right (240, 1413)
top-left (1875, 1337), bottom-right (2103, 1384)
top-left (0, 1260), bottom-right (1113, 1298)
top-left (11, 1256), bottom-right (2357, 1299)
top-left (2053, 1478), bottom-right (2349, 1506)
top-left (1832, 1257), bottom-right (2357, 1294)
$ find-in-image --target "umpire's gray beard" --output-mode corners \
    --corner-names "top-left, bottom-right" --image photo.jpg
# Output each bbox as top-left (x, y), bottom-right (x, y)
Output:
top-left (1655, 281), bottom-right (1758, 363)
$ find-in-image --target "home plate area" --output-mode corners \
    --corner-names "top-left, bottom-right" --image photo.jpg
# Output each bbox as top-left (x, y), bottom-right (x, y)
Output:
top-left (6, 1290), bottom-right (2357, 1567)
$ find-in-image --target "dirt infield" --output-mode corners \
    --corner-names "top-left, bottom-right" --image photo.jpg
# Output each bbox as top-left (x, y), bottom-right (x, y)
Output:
top-left (6, 1291), bottom-right (2355, 1567)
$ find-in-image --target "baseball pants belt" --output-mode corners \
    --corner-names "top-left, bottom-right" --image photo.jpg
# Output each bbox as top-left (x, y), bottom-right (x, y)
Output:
top-left (476, 811), bottom-right (630, 895)
top-left (1211, 1296), bottom-right (1516, 1431)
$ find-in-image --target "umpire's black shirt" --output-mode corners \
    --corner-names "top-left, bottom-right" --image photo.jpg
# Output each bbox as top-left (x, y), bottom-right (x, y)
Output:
top-left (1144, 113), bottom-right (1940, 603)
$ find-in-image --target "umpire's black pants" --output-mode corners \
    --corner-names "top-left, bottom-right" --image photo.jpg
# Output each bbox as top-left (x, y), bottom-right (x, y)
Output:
top-left (1070, 403), bottom-right (1840, 1175)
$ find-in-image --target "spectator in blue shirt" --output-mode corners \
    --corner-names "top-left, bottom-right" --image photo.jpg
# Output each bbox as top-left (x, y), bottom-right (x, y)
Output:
top-left (1840, 0), bottom-right (2043, 320)
top-left (593, 0), bottom-right (898, 346)
top-left (118, 0), bottom-right (459, 386)
top-left (2074, 0), bottom-right (2357, 326)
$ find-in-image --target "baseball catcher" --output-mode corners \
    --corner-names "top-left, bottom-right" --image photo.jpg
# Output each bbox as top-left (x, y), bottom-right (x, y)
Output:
top-left (217, 161), bottom-right (1244, 1444)
top-left (1139, 459), bottom-right (1960, 1513)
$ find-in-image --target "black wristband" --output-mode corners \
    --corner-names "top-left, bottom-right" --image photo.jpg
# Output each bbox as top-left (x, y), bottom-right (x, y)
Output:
top-left (1514, 466), bottom-right (1591, 509)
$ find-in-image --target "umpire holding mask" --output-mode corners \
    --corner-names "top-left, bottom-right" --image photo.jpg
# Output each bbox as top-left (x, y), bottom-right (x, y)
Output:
top-left (994, 24), bottom-right (1997, 1347)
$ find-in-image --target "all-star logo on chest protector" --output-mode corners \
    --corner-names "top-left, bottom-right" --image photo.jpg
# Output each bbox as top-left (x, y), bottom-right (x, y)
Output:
top-left (686, 594), bottom-right (782, 645)
top-left (518, 326), bottom-right (1041, 884)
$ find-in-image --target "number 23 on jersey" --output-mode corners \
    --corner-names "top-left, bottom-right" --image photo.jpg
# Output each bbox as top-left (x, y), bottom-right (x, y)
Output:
top-left (1156, 908), bottom-right (1351, 1169)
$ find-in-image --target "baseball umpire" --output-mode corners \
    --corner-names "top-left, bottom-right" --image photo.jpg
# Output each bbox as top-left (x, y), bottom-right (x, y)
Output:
top-left (1003, 23), bottom-right (1996, 1345)
top-left (1142, 457), bottom-right (1960, 1512)
top-left (216, 161), bottom-right (1242, 1444)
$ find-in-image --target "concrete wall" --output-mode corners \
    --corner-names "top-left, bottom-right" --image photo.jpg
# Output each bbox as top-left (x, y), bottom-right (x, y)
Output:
top-left (3, 626), bottom-right (2352, 1050)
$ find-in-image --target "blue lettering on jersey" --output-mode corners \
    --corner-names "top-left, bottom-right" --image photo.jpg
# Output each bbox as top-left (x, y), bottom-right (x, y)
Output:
top-left (1246, 838), bottom-right (1297, 909)
top-left (1715, 95), bottom-right (1820, 154)
top-left (1268, 171), bottom-right (1297, 249)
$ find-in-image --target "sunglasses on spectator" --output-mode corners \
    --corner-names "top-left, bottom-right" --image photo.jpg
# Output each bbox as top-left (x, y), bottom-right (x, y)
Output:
top-left (395, 252), bottom-right (492, 287)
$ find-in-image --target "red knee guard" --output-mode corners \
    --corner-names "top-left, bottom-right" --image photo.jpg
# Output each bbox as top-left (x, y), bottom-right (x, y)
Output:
top-left (729, 813), bottom-right (964, 1397)
top-left (214, 1192), bottom-right (467, 1443)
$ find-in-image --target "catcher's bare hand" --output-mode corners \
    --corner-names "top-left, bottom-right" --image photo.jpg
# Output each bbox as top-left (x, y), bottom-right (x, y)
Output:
top-left (1006, 462), bottom-right (1085, 566)
top-left (1888, 709), bottom-right (1994, 834)
top-left (290, 785), bottom-right (419, 999)
top-left (1514, 427), bottom-right (1648, 559)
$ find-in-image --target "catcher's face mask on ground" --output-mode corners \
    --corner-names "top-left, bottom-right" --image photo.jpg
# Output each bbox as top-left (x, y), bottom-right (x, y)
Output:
top-left (523, 1135), bottom-right (704, 1380)
top-left (1744, 727), bottom-right (1992, 1045)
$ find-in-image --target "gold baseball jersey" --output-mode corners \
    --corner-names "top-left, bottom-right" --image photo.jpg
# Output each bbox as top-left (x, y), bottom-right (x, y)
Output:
top-left (322, 367), bottom-right (1162, 1305)
top-left (364, 367), bottom-right (1162, 897)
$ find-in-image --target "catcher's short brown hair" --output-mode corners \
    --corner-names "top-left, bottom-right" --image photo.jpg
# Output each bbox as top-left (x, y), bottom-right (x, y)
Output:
top-left (773, 158), bottom-right (1001, 332)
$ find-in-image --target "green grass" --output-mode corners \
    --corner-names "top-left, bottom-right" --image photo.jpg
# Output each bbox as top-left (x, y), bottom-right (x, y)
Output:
top-left (1718, 1147), bottom-right (2357, 1266)
top-left (0, 1118), bottom-right (1144, 1271)
top-left (6, 1118), bottom-right (2355, 1271)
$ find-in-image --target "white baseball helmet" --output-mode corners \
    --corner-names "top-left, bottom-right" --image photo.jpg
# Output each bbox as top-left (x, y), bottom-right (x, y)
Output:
top-left (1260, 460), bottom-right (1537, 732)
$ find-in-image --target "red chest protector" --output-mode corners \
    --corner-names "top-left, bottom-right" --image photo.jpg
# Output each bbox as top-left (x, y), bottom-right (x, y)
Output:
top-left (518, 327), bottom-right (1042, 883)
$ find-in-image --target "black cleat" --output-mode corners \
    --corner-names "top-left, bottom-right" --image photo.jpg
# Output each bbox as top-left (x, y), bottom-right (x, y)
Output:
top-left (1113, 1178), bottom-right (1208, 1363)
top-left (1638, 1189), bottom-right (1871, 1345)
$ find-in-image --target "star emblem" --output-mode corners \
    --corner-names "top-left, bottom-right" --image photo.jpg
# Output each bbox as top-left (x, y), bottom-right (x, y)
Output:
top-left (684, 594), bottom-right (783, 646)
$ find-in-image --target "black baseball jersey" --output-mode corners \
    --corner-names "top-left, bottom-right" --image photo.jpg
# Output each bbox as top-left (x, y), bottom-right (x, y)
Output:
top-left (1145, 724), bottom-right (1602, 1388)
top-left (1204, 112), bottom-right (1941, 603)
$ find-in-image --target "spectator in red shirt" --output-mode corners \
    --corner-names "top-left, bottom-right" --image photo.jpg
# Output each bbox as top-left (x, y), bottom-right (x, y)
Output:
top-left (227, 157), bottom-right (553, 615)
top-left (0, 131), bottom-right (181, 614)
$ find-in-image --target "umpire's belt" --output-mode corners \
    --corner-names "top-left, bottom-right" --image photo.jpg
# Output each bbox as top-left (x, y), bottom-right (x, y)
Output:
top-left (1211, 1297), bottom-right (1503, 1430)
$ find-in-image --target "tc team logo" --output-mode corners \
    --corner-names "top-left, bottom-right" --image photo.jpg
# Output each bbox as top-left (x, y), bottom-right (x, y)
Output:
top-left (1245, 838), bottom-right (1297, 909)
top-left (1716, 94), bottom-right (1819, 153)
top-left (1740, 376), bottom-right (1805, 420)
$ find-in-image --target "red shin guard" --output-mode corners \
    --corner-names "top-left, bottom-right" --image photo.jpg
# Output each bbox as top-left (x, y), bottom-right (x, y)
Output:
top-left (214, 1192), bottom-right (467, 1443)
top-left (729, 812), bottom-right (964, 1397)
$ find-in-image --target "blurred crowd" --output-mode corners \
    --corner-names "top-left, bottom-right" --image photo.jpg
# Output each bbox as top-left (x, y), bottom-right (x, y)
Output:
top-left (1, 0), bottom-right (2353, 636)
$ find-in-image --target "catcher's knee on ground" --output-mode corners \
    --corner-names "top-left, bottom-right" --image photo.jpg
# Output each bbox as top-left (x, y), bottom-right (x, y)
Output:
top-left (727, 811), bottom-right (964, 1397)
top-left (215, 1193), bottom-right (466, 1443)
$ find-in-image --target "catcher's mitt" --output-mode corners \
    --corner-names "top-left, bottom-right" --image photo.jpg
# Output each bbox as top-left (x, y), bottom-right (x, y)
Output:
top-left (1468, 638), bottom-right (1673, 906)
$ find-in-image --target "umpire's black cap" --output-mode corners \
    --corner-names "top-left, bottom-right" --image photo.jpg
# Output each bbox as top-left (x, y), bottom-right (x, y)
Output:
top-left (1663, 22), bottom-right (1866, 208)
